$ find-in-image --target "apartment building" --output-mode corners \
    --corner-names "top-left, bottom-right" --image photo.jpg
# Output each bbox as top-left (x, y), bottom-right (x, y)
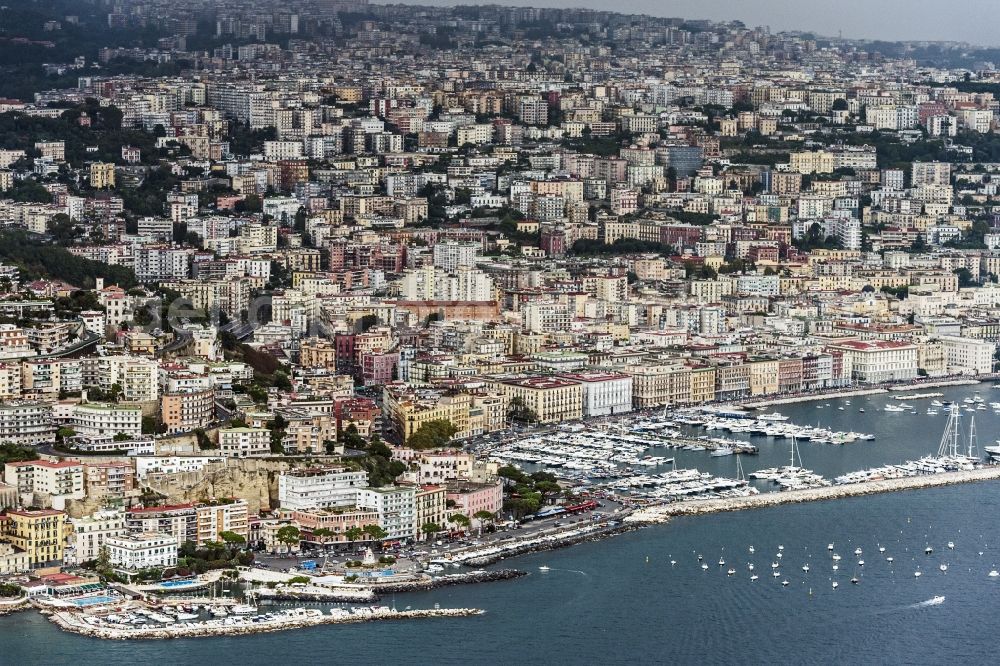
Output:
top-left (278, 467), bottom-right (369, 510)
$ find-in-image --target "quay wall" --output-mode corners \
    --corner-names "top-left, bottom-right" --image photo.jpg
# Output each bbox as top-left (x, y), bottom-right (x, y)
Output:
top-left (627, 467), bottom-right (1000, 523)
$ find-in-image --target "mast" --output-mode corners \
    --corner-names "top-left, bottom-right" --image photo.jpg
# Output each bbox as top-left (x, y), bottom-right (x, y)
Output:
top-left (968, 414), bottom-right (978, 459)
top-left (937, 404), bottom-right (961, 458)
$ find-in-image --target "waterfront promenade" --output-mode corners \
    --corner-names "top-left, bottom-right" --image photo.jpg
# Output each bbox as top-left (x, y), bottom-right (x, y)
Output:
top-left (626, 466), bottom-right (1000, 523)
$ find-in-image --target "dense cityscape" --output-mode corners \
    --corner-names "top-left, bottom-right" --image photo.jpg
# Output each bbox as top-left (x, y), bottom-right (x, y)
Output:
top-left (1, 0), bottom-right (1000, 656)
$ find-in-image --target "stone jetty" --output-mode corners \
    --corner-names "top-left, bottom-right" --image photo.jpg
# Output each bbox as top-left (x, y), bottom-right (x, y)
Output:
top-left (44, 606), bottom-right (484, 640)
top-left (627, 466), bottom-right (1000, 523)
top-left (373, 569), bottom-right (526, 593)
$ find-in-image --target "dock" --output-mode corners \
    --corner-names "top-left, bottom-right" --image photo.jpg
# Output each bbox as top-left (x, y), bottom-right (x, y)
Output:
top-left (626, 465), bottom-right (1000, 523)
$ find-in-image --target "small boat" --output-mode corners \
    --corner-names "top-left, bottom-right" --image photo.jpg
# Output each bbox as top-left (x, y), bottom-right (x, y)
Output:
top-left (771, 562), bottom-right (780, 569)
top-left (989, 570), bottom-right (999, 578)
top-left (701, 563), bottom-right (709, 570)
top-left (782, 580), bottom-right (789, 586)
top-left (670, 560), bottom-right (676, 566)
top-left (718, 558), bottom-right (725, 566)
top-left (827, 543), bottom-right (834, 551)
top-left (748, 546), bottom-right (755, 554)
top-left (231, 605), bottom-right (257, 615)
top-left (727, 569), bottom-right (735, 576)
top-left (778, 545), bottom-right (784, 551)
top-left (939, 564), bottom-right (948, 572)
top-left (947, 542), bottom-right (955, 550)
top-left (833, 564), bottom-right (839, 571)
top-left (879, 546), bottom-right (886, 553)
top-left (851, 576), bottom-right (859, 584)
top-left (772, 571), bottom-right (781, 578)
top-left (832, 554), bottom-right (842, 561)
top-left (886, 557), bottom-right (894, 563)
top-left (538, 566), bottom-right (551, 572)
top-left (748, 563), bottom-right (754, 571)
top-left (854, 548), bottom-right (862, 556)
top-left (802, 564), bottom-right (810, 572)
top-left (859, 408), bottom-right (865, 413)
top-left (832, 581), bottom-right (839, 589)
top-left (697, 554), bottom-right (703, 561)
top-left (750, 574), bottom-right (759, 581)
top-left (925, 547), bottom-right (933, 555)
top-left (914, 571), bottom-right (922, 578)
top-left (777, 553), bottom-right (783, 559)
top-left (858, 560), bottom-right (865, 566)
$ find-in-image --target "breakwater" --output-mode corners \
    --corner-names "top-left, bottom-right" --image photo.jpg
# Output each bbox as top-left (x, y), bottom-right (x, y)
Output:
top-left (627, 466), bottom-right (1000, 523)
top-left (374, 569), bottom-right (525, 593)
top-left (44, 606), bottom-right (484, 640)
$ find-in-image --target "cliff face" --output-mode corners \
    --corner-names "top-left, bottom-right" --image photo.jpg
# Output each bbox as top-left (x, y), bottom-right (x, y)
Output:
top-left (142, 459), bottom-right (298, 513)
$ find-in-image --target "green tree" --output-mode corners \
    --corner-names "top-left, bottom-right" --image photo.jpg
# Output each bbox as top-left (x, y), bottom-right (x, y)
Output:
top-left (473, 510), bottom-right (495, 531)
top-left (421, 522), bottom-right (442, 540)
top-left (275, 525), bottom-right (301, 551)
top-left (449, 513), bottom-right (470, 532)
top-left (406, 419), bottom-right (459, 449)
top-left (220, 531), bottom-right (246, 546)
top-left (362, 524), bottom-right (388, 547)
top-left (344, 526), bottom-right (364, 545)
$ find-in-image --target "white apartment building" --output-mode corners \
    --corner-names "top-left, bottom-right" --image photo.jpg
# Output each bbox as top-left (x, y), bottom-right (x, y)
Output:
top-left (561, 371), bottom-right (634, 417)
top-left (357, 486), bottom-right (417, 541)
top-left (217, 427), bottom-right (271, 458)
top-left (3, 460), bottom-right (85, 509)
top-left (278, 467), bottom-right (370, 510)
top-left (0, 401), bottom-right (54, 444)
top-left (106, 533), bottom-right (178, 571)
top-left (432, 242), bottom-right (480, 272)
top-left (940, 336), bottom-right (995, 375)
top-left (828, 340), bottom-right (917, 384)
top-left (68, 509), bottom-right (127, 565)
top-left (72, 403), bottom-right (143, 439)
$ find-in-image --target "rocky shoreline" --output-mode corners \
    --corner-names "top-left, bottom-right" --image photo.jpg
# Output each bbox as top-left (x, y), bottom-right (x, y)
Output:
top-left (43, 606), bottom-right (484, 640)
top-left (0, 597), bottom-right (29, 616)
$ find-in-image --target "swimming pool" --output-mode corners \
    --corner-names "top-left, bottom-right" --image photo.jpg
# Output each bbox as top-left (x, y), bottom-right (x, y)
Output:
top-left (71, 595), bottom-right (118, 607)
top-left (158, 579), bottom-right (199, 588)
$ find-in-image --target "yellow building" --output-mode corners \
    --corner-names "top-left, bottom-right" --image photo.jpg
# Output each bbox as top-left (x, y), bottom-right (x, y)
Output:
top-left (749, 359), bottom-right (780, 396)
top-left (382, 385), bottom-right (474, 441)
top-left (413, 484), bottom-right (447, 539)
top-left (491, 376), bottom-right (582, 424)
top-left (2, 508), bottom-right (67, 570)
top-left (90, 162), bottom-right (116, 189)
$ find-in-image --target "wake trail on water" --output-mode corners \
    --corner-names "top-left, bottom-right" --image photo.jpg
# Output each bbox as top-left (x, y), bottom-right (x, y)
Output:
top-left (869, 596), bottom-right (946, 616)
top-left (547, 568), bottom-right (588, 575)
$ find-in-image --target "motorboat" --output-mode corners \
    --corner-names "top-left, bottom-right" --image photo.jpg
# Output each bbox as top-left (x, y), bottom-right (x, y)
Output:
top-left (802, 564), bottom-right (810, 572)
top-left (914, 571), bottom-right (922, 578)
top-left (832, 581), bottom-right (839, 589)
top-left (947, 542), bottom-right (955, 550)
top-left (939, 564), bottom-right (948, 572)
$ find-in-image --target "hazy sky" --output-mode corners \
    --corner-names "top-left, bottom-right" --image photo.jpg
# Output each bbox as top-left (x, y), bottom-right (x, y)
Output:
top-left (399, 1), bottom-right (1000, 46)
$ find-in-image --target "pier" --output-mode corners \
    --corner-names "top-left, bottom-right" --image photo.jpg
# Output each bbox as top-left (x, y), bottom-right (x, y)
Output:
top-left (626, 466), bottom-right (1000, 523)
